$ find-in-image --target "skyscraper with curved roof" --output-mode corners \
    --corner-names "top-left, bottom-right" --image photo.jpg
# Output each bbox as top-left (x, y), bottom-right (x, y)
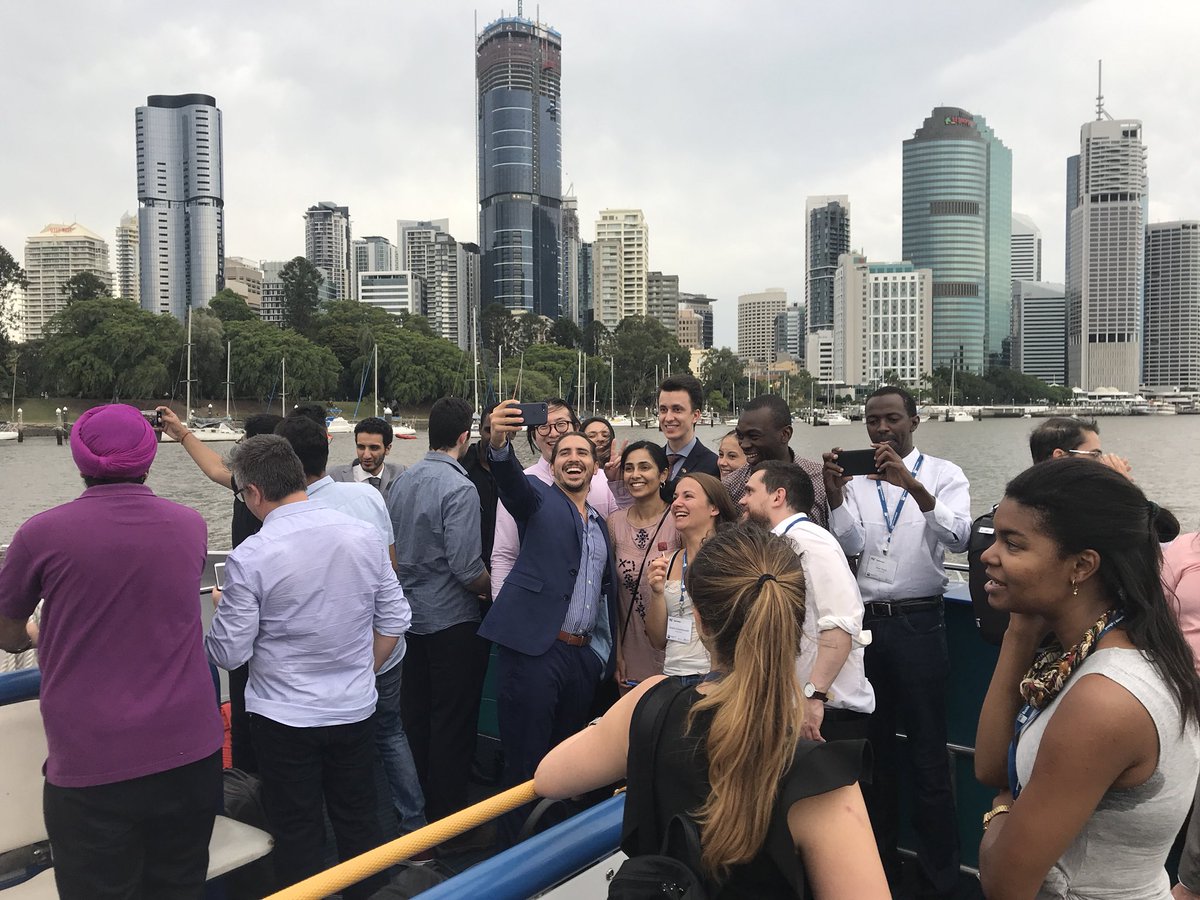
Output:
top-left (902, 107), bottom-right (1011, 374)
top-left (476, 15), bottom-right (562, 317)
top-left (135, 93), bottom-right (223, 320)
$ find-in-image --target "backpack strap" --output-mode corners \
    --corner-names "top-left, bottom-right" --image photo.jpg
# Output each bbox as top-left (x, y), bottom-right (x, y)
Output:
top-left (621, 678), bottom-right (693, 857)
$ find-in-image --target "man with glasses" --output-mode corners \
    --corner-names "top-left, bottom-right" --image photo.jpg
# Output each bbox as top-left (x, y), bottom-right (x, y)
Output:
top-left (490, 399), bottom-right (618, 597)
top-left (1027, 416), bottom-right (1132, 476)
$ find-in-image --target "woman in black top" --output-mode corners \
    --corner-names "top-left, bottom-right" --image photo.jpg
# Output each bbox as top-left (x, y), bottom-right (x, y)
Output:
top-left (535, 523), bottom-right (887, 897)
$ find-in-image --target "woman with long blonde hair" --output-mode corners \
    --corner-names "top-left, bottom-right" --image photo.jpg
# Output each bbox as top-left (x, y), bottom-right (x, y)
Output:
top-left (535, 524), bottom-right (887, 898)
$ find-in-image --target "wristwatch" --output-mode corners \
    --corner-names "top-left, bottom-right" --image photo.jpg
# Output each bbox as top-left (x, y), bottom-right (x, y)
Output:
top-left (803, 682), bottom-right (828, 702)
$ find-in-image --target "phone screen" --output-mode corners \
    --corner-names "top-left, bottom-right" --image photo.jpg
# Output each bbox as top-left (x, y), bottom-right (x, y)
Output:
top-left (213, 562), bottom-right (226, 591)
top-left (834, 449), bottom-right (881, 477)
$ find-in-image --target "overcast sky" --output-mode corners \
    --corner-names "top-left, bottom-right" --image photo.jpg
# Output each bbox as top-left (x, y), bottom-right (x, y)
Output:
top-left (4, 0), bottom-right (1199, 347)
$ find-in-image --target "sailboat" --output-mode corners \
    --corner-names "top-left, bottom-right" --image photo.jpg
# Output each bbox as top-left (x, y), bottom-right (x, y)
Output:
top-left (944, 367), bottom-right (974, 422)
top-left (163, 313), bottom-right (243, 442)
top-left (606, 358), bottom-right (632, 427)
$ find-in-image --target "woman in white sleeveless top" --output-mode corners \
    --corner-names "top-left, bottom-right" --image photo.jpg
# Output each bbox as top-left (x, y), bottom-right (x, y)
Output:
top-left (646, 474), bottom-right (739, 685)
top-left (974, 459), bottom-right (1200, 900)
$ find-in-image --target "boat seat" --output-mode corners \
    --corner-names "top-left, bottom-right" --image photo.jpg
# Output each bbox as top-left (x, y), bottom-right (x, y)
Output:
top-left (0, 697), bottom-right (273, 893)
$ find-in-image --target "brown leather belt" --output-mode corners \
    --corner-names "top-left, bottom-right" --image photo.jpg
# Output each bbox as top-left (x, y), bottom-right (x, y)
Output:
top-left (557, 630), bottom-right (591, 647)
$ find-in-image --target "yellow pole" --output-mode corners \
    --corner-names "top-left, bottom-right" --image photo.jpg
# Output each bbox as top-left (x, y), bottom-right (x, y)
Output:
top-left (263, 781), bottom-right (539, 900)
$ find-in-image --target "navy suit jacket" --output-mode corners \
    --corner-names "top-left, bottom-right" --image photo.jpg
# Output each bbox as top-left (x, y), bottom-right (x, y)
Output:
top-left (665, 438), bottom-right (720, 498)
top-left (478, 445), bottom-right (619, 679)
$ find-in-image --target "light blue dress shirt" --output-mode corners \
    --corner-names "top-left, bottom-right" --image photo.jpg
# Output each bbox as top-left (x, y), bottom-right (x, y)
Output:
top-left (205, 501), bottom-right (411, 728)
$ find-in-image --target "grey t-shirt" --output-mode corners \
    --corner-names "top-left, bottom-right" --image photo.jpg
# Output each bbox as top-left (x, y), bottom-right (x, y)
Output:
top-left (1015, 647), bottom-right (1200, 899)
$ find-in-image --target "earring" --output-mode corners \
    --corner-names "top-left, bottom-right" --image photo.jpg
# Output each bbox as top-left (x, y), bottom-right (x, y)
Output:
top-left (1071, 579), bottom-right (1078, 597)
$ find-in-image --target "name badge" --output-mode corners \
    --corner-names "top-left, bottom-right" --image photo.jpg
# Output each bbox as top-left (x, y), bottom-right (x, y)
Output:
top-left (863, 554), bottom-right (898, 583)
top-left (666, 616), bottom-right (693, 643)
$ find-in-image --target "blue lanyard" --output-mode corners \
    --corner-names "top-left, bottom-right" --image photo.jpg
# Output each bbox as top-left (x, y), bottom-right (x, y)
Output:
top-left (876, 454), bottom-right (923, 553)
top-left (1006, 612), bottom-right (1126, 799)
top-left (781, 514), bottom-right (809, 536)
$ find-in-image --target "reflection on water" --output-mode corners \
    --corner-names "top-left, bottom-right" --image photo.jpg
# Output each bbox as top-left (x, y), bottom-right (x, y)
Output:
top-left (2, 416), bottom-right (1197, 548)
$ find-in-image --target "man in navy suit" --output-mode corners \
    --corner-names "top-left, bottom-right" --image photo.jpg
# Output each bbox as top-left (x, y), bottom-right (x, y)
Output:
top-left (658, 374), bottom-right (719, 496)
top-left (479, 399), bottom-right (618, 790)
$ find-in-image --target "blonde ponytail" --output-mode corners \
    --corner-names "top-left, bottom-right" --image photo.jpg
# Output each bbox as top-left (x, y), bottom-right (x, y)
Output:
top-left (684, 524), bottom-right (806, 880)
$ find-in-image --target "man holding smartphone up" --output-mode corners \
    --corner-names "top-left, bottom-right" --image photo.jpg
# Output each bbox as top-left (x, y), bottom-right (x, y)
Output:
top-left (822, 386), bottom-right (971, 899)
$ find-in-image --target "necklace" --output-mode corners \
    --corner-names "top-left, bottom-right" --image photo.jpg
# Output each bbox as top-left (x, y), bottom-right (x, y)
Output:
top-left (626, 502), bottom-right (667, 529)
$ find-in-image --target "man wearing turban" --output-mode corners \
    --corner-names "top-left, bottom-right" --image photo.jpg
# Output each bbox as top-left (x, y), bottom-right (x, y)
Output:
top-left (0, 403), bottom-right (224, 899)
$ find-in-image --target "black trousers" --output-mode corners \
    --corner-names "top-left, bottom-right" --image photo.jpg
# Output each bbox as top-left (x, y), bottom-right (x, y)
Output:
top-left (862, 605), bottom-right (960, 897)
top-left (43, 751), bottom-right (222, 900)
top-left (820, 706), bottom-right (873, 743)
top-left (400, 622), bottom-right (491, 822)
top-left (228, 663), bottom-right (257, 773)
top-left (250, 714), bottom-right (384, 900)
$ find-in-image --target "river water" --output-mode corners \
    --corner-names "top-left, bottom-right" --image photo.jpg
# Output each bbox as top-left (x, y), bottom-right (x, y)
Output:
top-left (1, 416), bottom-right (1198, 548)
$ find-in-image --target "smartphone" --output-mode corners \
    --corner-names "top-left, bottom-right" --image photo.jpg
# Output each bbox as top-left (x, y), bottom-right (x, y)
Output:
top-left (213, 562), bottom-right (226, 591)
top-left (141, 409), bottom-right (163, 428)
top-left (833, 449), bottom-right (881, 477)
top-left (515, 401), bottom-right (549, 427)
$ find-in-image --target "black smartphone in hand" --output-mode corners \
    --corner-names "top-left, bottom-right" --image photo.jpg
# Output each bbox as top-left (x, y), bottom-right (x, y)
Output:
top-left (833, 449), bottom-right (881, 477)
top-left (515, 402), bottom-right (549, 427)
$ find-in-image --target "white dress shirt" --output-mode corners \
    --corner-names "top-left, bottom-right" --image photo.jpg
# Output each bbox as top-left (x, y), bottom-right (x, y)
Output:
top-left (827, 447), bottom-right (971, 605)
top-left (773, 513), bottom-right (875, 714)
top-left (489, 454), bottom-right (618, 599)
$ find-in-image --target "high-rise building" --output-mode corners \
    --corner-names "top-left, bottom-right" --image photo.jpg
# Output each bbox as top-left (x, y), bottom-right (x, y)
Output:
top-left (595, 210), bottom-right (649, 327)
top-left (259, 260), bottom-right (288, 326)
top-left (805, 196), bottom-right (850, 373)
top-left (1066, 112), bottom-right (1148, 392)
top-left (592, 238), bottom-right (623, 330)
top-left (395, 221), bottom-right (477, 348)
top-left (476, 14), bottom-right (562, 316)
top-left (1011, 281), bottom-right (1066, 385)
top-left (352, 236), bottom-right (400, 297)
top-left (577, 241), bottom-right (594, 326)
top-left (23, 223), bottom-right (112, 341)
top-left (560, 195), bottom-right (581, 324)
top-left (678, 293), bottom-right (715, 349)
top-left (677, 307), bottom-right (703, 351)
top-left (903, 106), bottom-right (1012, 374)
top-left (646, 271), bottom-right (679, 336)
top-left (1143, 221), bottom-right (1200, 389)
top-left (304, 202), bottom-right (352, 301)
top-left (136, 93), bottom-right (224, 320)
top-left (114, 212), bottom-right (139, 302)
top-left (775, 303), bottom-right (805, 363)
top-left (833, 254), bottom-right (933, 388)
top-left (224, 256), bottom-right (264, 310)
top-left (737, 289), bottom-right (787, 366)
top-left (359, 271), bottom-right (422, 319)
top-left (1011, 213), bottom-right (1042, 282)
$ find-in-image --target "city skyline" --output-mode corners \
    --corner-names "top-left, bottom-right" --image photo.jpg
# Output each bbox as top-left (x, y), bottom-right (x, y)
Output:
top-left (2, 0), bottom-right (1199, 349)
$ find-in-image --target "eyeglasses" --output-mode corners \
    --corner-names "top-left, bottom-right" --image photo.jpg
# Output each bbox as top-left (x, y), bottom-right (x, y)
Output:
top-left (535, 421), bottom-right (573, 436)
top-left (1067, 449), bottom-right (1104, 459)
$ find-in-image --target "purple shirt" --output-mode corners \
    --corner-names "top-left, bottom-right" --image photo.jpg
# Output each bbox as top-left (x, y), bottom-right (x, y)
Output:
top-left (0, 484), bottom-right (223, 787)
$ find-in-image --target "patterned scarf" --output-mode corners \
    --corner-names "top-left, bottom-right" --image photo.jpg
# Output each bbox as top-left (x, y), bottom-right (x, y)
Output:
top-left (1019, 608), bottom-right (1125, 710)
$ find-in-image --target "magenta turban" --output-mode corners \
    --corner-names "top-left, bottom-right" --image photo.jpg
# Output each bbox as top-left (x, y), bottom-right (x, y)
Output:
top-left (71, 404), bottom-right (158, 479)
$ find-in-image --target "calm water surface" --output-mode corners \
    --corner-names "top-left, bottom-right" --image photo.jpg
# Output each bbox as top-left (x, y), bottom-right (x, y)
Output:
top-left (2, 416), bottom-right (1198, 548)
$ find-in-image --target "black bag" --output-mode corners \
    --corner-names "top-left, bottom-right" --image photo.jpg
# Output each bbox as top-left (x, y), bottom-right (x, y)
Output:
top-left (221, 767), bottom-right (276, 900)
top-left (967, 504), bottom-right (1009, 645)
top-left (609, 680), bottom-right (709, 899)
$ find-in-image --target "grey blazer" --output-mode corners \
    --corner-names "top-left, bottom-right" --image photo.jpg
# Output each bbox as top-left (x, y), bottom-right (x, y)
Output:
top-left (326, 460), bottom-right (406, 496)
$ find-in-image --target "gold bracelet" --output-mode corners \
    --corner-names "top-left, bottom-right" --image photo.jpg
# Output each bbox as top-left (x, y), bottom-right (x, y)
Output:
top-left (982, 804), bottom-right (1011, 831)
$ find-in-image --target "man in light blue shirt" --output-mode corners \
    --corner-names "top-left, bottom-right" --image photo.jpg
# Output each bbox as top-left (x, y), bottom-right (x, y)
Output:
top-left (274, 415), bottom-right (426, 838)
top-left (206, 435), bottom-right (409, 899)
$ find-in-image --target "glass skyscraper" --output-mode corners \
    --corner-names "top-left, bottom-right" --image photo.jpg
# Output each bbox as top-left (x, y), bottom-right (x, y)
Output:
top-left (902, 107), bottom-right (1011, 374)
top-left (136, 94), bottom-right (224, 321)
top-left (476, 15), bottom-right (562, 317)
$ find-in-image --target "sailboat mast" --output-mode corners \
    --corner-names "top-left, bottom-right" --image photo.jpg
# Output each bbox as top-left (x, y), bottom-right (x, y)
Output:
top-left (185, 308), bottom-right (193, 422)
top-left (225, 340), bottom-right (231, 419)
top-left (281, 357), bottom-right (287, 416)
top-left (471, 308), bottom-right (479, 414)
top-left (373, 343), bottom-right (379, 419)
